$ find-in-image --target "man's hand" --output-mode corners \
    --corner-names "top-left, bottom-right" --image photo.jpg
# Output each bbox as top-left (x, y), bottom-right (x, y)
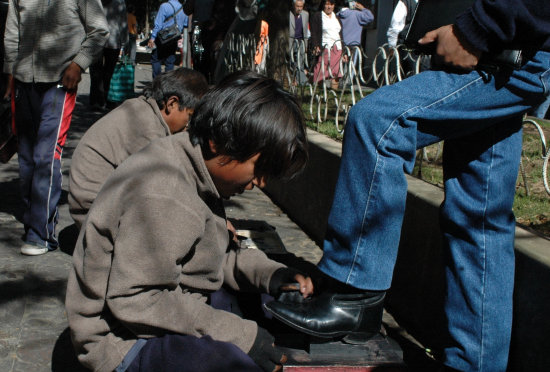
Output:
top-left (418, 24), bottom-right (481, 70)
top-left (61, 62), bottom-right (83, 91)
top-left (148, 38), bottom-right (156, 48)
top-left (355, 2), bottom-right (365, 11)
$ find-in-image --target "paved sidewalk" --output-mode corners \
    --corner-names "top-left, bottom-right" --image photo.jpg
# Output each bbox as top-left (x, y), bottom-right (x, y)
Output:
top-left (0, 64), bottom-right (323, 371)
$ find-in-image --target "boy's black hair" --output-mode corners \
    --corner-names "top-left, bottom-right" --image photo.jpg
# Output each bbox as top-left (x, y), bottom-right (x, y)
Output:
top-left (188, 70), bottom-right (308, 181)
top-left (143, 68), bottom-right (208, 110)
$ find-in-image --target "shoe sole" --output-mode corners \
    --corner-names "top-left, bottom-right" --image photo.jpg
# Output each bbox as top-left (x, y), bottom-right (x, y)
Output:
top-left (21, 247), bottom-right (49, 256)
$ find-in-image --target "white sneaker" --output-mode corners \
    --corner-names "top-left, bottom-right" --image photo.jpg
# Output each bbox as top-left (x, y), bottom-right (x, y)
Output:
top-left (20, 243), bottom-right (49, 256)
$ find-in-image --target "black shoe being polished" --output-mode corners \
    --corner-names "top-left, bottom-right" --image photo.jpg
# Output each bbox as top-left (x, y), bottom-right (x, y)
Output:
top-left (264, 290), bottom-right (385, 344)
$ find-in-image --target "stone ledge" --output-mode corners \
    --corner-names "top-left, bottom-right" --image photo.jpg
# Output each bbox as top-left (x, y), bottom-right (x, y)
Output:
top-left (264, 129), bottom-right (550, 371)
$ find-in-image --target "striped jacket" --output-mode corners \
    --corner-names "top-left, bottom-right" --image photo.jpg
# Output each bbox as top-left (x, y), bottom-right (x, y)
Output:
top-left (3, 0), bottom-right (109, 83)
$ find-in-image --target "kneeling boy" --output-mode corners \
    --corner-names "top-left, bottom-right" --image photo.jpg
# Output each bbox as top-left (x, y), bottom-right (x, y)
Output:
top-left (69, 68), bottom-right (208, 228)
top-left (65, 71), bottom-right (312, 372)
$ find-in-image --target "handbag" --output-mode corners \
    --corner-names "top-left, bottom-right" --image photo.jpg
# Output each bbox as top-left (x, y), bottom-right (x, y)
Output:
top-left (156, 3), bottom-right (182, 47)
top-left (107, 57), bottom-right (135, 103)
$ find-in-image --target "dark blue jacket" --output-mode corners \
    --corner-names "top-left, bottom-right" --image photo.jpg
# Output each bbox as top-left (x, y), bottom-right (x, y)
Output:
top-left (455, 0), bottom-right (550, 53)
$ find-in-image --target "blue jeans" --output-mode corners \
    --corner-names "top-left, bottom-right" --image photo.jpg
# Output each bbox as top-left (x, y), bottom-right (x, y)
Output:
top-left (318, 51), bottom-right (550, 371)
top-left (15, 81), bottom-right (76, 249)
top-left (531, 95), bottom-right (550, 118)
top-left (151, 47), bottom-right (176, 79)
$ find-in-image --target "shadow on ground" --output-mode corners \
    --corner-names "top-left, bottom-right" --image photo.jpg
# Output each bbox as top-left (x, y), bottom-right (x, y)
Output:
top-left (51, 328), bottom-right (87, 372)
top-left (0, 272), bottom-right (67, 305)
top-left (58, 223), bottom-right (79, 256)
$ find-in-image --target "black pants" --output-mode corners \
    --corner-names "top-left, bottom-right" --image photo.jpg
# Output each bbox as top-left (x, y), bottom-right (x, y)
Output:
top-left (89, 48), bottom-right (121, 106)
top-left (125, 334), bottom-right (261, 372)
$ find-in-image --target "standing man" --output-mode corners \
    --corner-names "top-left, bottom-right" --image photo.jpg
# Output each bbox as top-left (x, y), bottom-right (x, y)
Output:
top-left (3, 0), bottom-right (108, 255)
top-left (265, 0), bottom-right (550, 371)
top-left (89, 0), bottom-right (127, 110)
top-left (289, 0), bottom-right (309, 51)
top-left (289, 0), bottom-right (310, 85)
top-left (148, 0), bottom-right (188, 79)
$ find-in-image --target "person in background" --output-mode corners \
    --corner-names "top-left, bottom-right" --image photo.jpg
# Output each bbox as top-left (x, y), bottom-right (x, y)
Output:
top-left (289, 0), bottom-right (309, 50)
top-left (386, 0), bottom-right (421, 76)
top-left (3, 0), bottom-right (108, 255)
top-left (289, 0), bottom-right (310, 86)
top-left (66, 71), bottom-right (313, 372)
top-left (337, 0), bottom-right (373, 80)
top-left (89, 0), bottom-right (128, 110)
top-left (69, 68), bottom-right (208, 229)
top-left (310, 0), bottom-right (345, 90)
top-left (386, 0), bottom-right (418, 48)
top-left (126, 3), bottom-right (138, 65)
top-left (338, 0), bottom-right (373, 47)
top-left (265, 0), bottom-right (550, 371)
top-left (148, 0), bottom-right (188, 78)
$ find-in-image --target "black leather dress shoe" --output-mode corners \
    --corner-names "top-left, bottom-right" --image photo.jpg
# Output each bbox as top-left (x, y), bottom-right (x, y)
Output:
top-left (264, 291), bottom-right (385, 344)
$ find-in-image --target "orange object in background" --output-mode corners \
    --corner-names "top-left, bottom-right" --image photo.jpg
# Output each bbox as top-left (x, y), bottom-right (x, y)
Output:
top-left (255, 20), bottom-right (269, 66)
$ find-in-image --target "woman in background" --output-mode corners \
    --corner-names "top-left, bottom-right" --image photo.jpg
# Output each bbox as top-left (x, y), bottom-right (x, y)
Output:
top-left (309, 0), bottom-right (344, 89)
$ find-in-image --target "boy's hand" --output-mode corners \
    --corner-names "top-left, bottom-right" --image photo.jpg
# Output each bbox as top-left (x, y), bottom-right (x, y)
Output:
top-left (227, 220), bottom-right (238, 242)
top-left (418, 24), bottom-right (481, 70)
top-left (294, 273), bottom-right (314, 298)
top-left (269, 268), bottom-right (314, 298)
top-left (248, 327), bottom-right (287, 372)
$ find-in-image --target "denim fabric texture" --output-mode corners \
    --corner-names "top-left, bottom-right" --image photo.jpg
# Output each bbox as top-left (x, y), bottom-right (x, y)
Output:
top-left (15, 82), bottom-right (75, 249)
top-left (151, 47), bottom-right (176, 79)
top-left (318, 51), bottom-right (550, 371)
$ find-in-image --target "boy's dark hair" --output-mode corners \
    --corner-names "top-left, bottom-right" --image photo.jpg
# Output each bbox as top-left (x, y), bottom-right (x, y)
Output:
top-left (143, 68), bottom-right (208, 110)
top-left (188, 71), bottom-right (308, 180)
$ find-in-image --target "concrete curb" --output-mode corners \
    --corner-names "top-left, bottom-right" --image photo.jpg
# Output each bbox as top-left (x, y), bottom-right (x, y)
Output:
top-left (264, 129), bottom-right (550, 371)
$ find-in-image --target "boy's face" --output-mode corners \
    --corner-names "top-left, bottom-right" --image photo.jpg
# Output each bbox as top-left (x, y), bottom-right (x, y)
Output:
top-left (205, 153), bottom-right (266, 199)
top-left (167, 107), bottom-right (194, 134)
top-left (162, 96), bottom-right (194, 134)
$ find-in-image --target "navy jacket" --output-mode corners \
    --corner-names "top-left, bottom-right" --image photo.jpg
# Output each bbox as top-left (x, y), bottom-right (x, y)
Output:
top-left (455, 0), bottom-right (550, 53)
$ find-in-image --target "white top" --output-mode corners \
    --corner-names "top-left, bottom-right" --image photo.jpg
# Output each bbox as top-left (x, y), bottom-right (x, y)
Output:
top-left (322, 11), bottom-right (342, 50)
top-left (386, 0), bottom-right (417, 47)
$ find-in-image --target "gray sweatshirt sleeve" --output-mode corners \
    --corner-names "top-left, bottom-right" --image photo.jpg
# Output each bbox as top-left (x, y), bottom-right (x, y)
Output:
top-left (222, 247), bottom-right (287, 294)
